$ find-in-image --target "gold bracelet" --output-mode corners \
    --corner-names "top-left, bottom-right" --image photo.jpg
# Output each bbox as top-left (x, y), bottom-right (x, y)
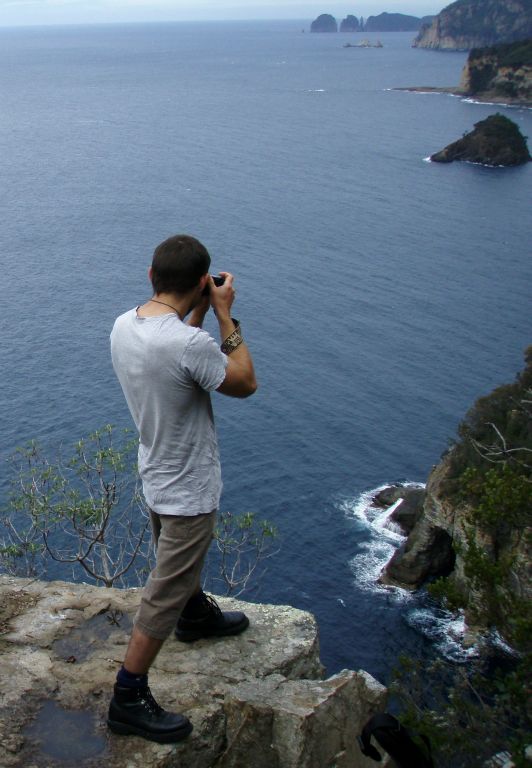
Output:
top-left (221, 319), bottom-right (243, 355)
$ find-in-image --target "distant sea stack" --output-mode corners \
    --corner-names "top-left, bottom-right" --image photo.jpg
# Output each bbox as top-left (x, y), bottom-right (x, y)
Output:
top-left (413, 0), bottom-right (532, 51)
top-left (460, 40), bottom-right (532, 103)
top-left (364, 12), bottom-right (431, 32)
top-left (340, 15), bottom-right (361, 33)
top-left (311, 12), bottom-right (430, 34)
top-left (310, 14), bottom-right (338, 33)
top-left (430, 114), bottom-right (531, 166)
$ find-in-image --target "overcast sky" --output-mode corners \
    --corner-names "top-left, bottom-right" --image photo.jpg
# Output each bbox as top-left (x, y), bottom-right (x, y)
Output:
top-left (0, 0), bottom-right (441, 28)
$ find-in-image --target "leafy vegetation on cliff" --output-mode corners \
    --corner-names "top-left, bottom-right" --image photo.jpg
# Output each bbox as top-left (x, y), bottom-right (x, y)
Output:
top-left (464, 39), bottom-right (532, 99)
top-left (470, 39), bottom-right (532, 69)
top-left (462, 40), bottom-right (532, 103)
top-left (447, 346), bottom-right (532, 491)
top-left (394, 348), bottom-right (532, 767)
top-left (437, 347), bottom-right (532, 641)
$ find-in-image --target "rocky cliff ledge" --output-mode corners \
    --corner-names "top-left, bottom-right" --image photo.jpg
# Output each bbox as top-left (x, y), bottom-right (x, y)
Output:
top-left (413, 0), bottom-right (532, 51)
top-left (0, 576), bottom-right (388, 768)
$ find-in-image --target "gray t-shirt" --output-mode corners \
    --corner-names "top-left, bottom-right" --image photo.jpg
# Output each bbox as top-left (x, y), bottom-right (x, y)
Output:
top-left (110, 308), bottom-right (227, 516)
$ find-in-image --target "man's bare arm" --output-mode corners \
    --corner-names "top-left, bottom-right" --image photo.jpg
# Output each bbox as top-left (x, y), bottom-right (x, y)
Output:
top-left (209, 273), bottom-right (257, 399)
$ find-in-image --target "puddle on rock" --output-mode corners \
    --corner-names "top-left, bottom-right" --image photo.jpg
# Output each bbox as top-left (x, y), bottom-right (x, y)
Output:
top-left (23, 700), bottom-right (106, 763)
top-left (52, 607), bottom-right (133, 662)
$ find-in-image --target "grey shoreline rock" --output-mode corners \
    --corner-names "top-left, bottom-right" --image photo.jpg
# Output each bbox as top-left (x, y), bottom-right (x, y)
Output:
top-left (0, 576), bottom-right (389, 768)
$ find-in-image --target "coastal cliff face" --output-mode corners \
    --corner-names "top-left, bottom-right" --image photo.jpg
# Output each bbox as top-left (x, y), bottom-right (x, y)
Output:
top-left (383, 350), bottom-right (532, 643)
top-left (0, 576), bottom-right (388, 768)
top-left (459, 40), bottom-right (532, 103)
top-left (383, 452), bottom-right (531, 630)
top-left (413, 0), bottom-right (532, 51)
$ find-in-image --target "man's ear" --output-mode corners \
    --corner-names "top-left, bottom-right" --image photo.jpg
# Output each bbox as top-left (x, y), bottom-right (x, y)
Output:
top-left (198, 273), bottom-right (210, 292)
top-left (148, 266), bottom-right (153, 283)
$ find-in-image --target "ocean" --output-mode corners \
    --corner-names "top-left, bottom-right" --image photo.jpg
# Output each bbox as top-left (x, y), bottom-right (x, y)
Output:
top-left (0, 20), bottom-right (530, 681)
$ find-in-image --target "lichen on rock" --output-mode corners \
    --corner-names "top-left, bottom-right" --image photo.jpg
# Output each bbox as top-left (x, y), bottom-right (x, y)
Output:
top-left (0, 576), bottom-right (389, 768)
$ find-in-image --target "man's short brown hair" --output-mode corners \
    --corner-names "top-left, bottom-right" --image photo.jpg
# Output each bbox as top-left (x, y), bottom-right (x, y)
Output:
top-left (151, 235), bottom-right (211, 295)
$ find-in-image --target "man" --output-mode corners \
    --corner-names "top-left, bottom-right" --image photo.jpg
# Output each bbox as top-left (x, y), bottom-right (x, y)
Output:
top-left (108, 234), bottom-right (257, 743)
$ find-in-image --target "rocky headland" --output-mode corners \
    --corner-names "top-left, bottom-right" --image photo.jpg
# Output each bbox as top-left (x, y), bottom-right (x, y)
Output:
top-left (380, 348), bottom-right (532, 645)
top-left (460, 39), bottom-right (532, 103)
top-left (399, 40), bottom-right (532, 107)
top-left (430, 113), bottom-right (531, 166)
top-left (0, 575), bottom-right (389, 768)
top-left (413, 0), bottom-right (532, 51)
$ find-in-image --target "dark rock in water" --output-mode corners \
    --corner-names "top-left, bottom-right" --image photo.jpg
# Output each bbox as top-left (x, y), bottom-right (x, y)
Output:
top-left (373, 485), bottom-right (425, 535)
top-left (431, 113), bottom-right (531, 166)
top-left (373, 485), bottom-right (403, 507)
top-left (382, 519), bottom-right (455, 588)
top-left (340, 15), bottom-right (360, 33)
top-left (390, 490), bottom-right (426, 535)
top-left (310, 14), bottom-right (338, 33)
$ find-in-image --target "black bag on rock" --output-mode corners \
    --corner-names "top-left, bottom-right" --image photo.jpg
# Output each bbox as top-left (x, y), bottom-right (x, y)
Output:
top-left (358, 712), bottom-right (434, 768)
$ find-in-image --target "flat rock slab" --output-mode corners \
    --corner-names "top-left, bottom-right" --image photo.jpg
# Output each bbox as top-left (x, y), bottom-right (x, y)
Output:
top-left (0, 576), bottom-right (388, 768)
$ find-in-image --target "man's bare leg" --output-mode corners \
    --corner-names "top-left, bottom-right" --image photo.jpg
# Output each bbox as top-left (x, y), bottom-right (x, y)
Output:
top-left (108, 626), bottom-right (192, 742)
top-left (122, 625), bottom-right (164, 675)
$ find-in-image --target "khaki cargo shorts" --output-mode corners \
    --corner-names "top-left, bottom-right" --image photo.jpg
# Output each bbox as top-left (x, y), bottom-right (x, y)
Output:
top-left (134, 509), bottom-right (216, 640)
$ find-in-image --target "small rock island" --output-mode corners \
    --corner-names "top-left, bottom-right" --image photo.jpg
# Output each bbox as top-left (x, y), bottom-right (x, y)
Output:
top-left (430, 113), bottom-right (531, 166)
top-left (310, 13), bottom-right (338, 33)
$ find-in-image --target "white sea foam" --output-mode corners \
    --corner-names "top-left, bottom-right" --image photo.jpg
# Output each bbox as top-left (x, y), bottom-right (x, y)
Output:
top-left (341, 483), bottom-right (424, 601)
top-left (405, 607), bottom-right (479, 662)
top-left (423, 156), bottom-right (432, 163)
top-left (462, 97), bottom-right (532, 110)
top-left (341, 484), bottom-right (493, 661)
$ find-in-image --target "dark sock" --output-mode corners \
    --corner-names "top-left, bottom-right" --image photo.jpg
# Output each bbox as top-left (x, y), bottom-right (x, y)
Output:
top-left (181, 590), bottom-right (206, 619)
top-left (116, 665), bottom-right (148, 689)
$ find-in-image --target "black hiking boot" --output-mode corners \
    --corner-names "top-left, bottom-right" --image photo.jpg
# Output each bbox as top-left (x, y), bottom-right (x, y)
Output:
top-left (107, 684), bottom-right (192, 743)
top-left (175, 591), bottom-right (249, 643)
